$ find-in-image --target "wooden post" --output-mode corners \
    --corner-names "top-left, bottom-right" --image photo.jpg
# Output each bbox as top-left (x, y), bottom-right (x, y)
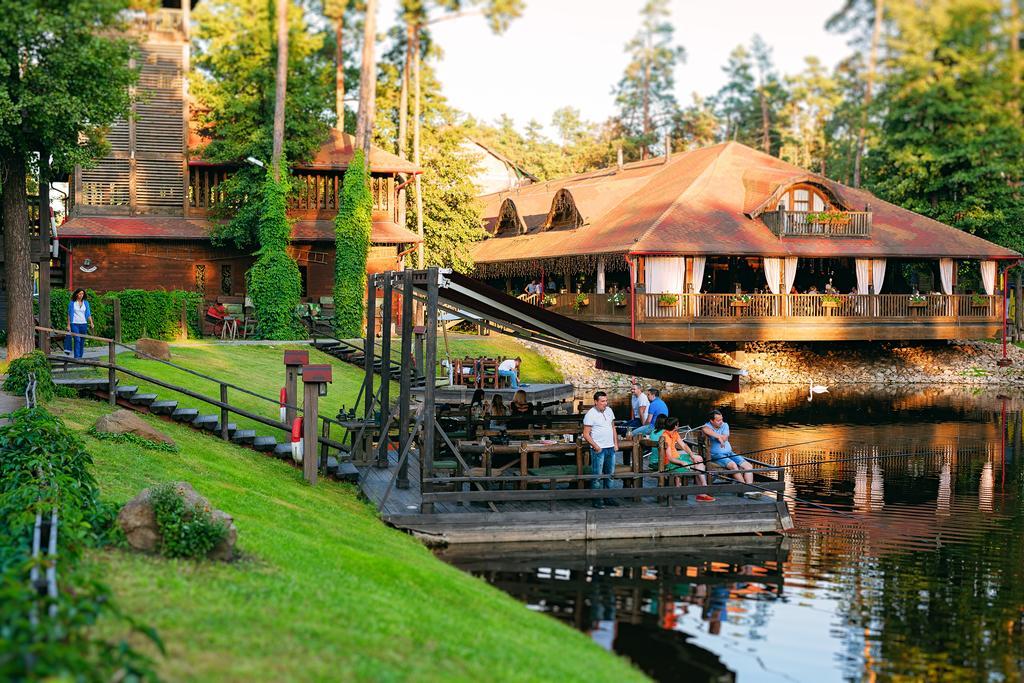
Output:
top-left (303, 382), bottom-right (319, 485)
top-left (220, 383), bottom-right (229, 440)
top-left (283, 350), bottom-right (307, 428)
top-left (398, 269), bottom-right (414, 489)
top-left (421, 267), bottom-right (439, 513)
top-left (414, 326), bottom-right (424, 381)
top-left (377, 272), bottom-right (393, 467)
top-left (179, 302), bottom-right (188, 340)
top-left (363, 276), bottom-right (376, 423)
top-left (112, 298), bottom-right (122, 343)
top-left (107, 341), bottom-right (116, 406)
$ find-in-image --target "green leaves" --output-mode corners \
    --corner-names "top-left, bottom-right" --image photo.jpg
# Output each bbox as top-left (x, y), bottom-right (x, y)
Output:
top-left (248, 171), bottom-right (305, 340)
top-left (150, 483), bottom-right (229, 560)
top-left (333, 150), bottom-right (372, 339)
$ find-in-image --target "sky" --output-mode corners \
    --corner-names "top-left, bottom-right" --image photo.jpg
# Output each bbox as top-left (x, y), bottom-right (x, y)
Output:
top-left (377, 0), bottom-right (852, 138)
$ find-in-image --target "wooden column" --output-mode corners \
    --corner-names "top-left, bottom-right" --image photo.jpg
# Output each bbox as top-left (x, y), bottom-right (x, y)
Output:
top-left (398, 269), bottom-right (414, 489)
top-left (421, 267), bottom-right (439, 514)
top-left (377, 272), bottom-right (393, 467)
top-left (363, 276), bottom-right (376, 423)
top-left (219, 384), bottom-right (229, 440)
top-left (107, 341), bottom-right (116, 406)
top-left (301, 364), bottom-right (333, 485)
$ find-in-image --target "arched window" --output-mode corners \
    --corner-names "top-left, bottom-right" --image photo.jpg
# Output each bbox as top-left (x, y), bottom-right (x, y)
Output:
top-left (494, 198), bottom-right (525, 237)
top-left (544, 189), bottom-right (583, 230)
top-left (773, 183), bottom-right (831, 212)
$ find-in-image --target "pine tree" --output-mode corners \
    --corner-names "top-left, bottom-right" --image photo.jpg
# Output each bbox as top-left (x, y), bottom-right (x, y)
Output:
top-left (779, 57), bottom-right (842, 173)
top-left (713, 37), bottom-right (787, 155)
top-left (613, 0), bottom-right (686, 159)
top-left (672, 94), bottom-right (720, 150)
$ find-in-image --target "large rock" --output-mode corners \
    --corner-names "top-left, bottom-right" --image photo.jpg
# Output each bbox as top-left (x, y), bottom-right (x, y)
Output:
top-left (135, 337), bottom-right (171, 361)
top-left (117, 482), bottom-right (238, 561)
top-left (95, 409), bottom-right (175, 446)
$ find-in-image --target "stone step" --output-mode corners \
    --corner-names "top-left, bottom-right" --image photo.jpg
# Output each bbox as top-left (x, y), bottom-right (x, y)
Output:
top-left (171, 408), bottom-right (199, 422)
top-left (252, 436), bottom-right (278, 452)
top-left (231, 429), bottom-right (256, 444)
top-left (211, 422), bottom-right (237, 435)
top-left (115, 385), bottom-right (139, 397)
top-left (192, 414), bottom-right (218, 429)
top-left (53, 378), bottom-right (109, 392)
top-left (273, 442), bottom-right (294, 459)
top-left (149, 400), bottom-right (179, 415)
top-left (127, 393), bottom-right (158, 406)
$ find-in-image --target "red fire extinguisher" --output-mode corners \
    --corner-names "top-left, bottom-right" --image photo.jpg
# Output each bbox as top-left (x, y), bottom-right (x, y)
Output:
top-left (291, 417), bottom-right (303, 464)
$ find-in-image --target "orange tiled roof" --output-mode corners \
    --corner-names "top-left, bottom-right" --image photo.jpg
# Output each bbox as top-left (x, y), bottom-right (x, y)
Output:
top-left (472, 142), bottom-right (1021, 262)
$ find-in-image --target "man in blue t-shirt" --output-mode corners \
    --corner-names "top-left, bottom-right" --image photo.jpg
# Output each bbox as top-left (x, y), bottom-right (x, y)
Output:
top-left (701, 409), bottom-right (754, 487)
top-left (645, 387), bottom-right (669, 426)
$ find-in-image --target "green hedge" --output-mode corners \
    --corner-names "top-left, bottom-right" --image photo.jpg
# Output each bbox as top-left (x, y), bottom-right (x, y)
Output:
top-left (334, 149), bottom-right (371, 338)
top-left (50, 288), bottom-right (202, 342)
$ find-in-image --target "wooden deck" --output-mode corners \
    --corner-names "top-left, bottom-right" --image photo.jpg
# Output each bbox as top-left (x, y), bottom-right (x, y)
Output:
top-left (417, 382), bottom-right (574, 404)
top-left (357, 448), bottom-right (790, 544)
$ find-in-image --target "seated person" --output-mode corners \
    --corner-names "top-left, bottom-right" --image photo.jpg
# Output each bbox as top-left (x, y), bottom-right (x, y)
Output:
top-left (645, 387), bottom-right (668, 425)
top-left (626, 383), bottom-right (649, 429)
top-left (659, 417), bottom-right (714, 501)
top-left (489, 394), bottom-right (507, 430)
top-left (469, 388), bottom-right (487, 420)
top-left (497, 356), bottom-right (521, 388)
top-left (700, 409), bottom-right (755, 490)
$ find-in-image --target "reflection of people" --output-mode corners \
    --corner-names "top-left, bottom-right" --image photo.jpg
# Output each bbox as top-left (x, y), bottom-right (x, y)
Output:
top-left (702, 409), bottom-right (754, 488)
top-left (65, 288), bottom-right (95, 358)
top-left (587, 581), bottom-right (617, 652)
top-left (703, 584), bottom-right (730, 635)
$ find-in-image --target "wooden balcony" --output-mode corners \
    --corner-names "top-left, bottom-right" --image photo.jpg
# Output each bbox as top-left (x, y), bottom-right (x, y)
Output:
top-left (761, 209), bottom-right (872, 238)
top-left (538, 293), bottom-right (1002, 342)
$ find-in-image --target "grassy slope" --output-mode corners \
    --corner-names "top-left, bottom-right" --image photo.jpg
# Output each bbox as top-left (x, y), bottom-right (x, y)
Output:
top-left (60, 397), bottom-right (641, 682)
top-left (440, 336), bottom-right (563, 384)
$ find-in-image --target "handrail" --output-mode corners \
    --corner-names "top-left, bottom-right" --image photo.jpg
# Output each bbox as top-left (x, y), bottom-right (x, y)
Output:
top-left (47, 354), bottom-right (348, 452)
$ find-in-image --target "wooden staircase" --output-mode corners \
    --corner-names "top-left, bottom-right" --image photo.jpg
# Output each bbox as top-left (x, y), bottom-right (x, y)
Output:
top-left (54, 376), bottom-right (360, 482)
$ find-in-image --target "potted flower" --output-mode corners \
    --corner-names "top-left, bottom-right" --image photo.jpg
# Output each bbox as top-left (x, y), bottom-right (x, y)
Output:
top-left (806, 210), bottom-right (853, 226)
top-left (820, 293), bottom-right (842, 308)
top-left (908, 293), bottom-right (927, 308)
top-left (608, 291), bottom-right (627, 307)
top-left (970, 293), bottom-right (989, 308)
top-left (573, 292), bottom-right (590, 313)
top-left (730, 293), bottom-right (751, 307)
top-left (657, 293), bottom-right (678, 308)
top-left (542, 294), bottom-right (556, 307)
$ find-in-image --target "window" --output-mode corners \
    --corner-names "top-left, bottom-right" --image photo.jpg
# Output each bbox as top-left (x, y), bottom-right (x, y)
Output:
top-left (774, 184), bottom-right (830, 212)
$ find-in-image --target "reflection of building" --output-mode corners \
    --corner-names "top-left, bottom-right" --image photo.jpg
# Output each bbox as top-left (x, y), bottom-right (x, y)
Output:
top-left (56, 2), bottom-right (421, 301)
top-left (474, 143), bottom-right (1019, 342)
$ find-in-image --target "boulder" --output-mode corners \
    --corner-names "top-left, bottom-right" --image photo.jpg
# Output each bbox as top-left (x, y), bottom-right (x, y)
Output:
top-left (135, 338), bottom-right (171, 361)
top-left (95, 409), bottom-right (175, 446)
top-left (117, 482), bottom-right (238, 561)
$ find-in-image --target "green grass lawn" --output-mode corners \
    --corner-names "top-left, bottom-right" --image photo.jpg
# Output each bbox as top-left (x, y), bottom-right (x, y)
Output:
top-left (56, 398), bottom-right (643, 682)
top-left (440, 335), bottom-right (563, 384)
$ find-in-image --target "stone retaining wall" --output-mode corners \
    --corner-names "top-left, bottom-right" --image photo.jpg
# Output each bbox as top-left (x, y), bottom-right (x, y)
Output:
top-left (520, 340), bottom-right (1024, 390)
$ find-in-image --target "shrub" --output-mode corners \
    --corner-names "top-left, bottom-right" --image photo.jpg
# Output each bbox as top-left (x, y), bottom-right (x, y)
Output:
top-left (334, 149), bottom-right (372, 339)
top-left (248, 171), bottom-right (305, 340)
top-left (150, 483), bottom-right (228, 560)
top-left (50, 288), bottom-right (202, 342)
top-left (1, 351), bottom-right (72, 402)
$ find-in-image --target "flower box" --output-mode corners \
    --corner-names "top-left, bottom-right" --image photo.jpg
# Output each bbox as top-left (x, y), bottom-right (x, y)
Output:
top-left (657, 300), bottom-right (676, 308)
top-left (729, 301), bottom-right (750, 308)
top-left (821, 301), bottom-right (841, 309)
top-left (908, 301), bottom-right (928, 309)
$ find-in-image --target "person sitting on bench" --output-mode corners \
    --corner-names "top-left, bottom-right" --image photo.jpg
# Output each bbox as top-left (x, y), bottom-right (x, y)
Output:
top-left (660, 417), bottom-right (714, 502)
top-left (498, 356), bottom-right (521, 388)
top-left (701, 409), bottom-right (755, 489)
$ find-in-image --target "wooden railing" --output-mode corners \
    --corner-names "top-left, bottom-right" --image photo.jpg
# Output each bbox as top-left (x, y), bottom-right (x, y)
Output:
top-left (761, 210), bottom-right (872, 238)
top-left (521, 292), bottom-right (1000, 322)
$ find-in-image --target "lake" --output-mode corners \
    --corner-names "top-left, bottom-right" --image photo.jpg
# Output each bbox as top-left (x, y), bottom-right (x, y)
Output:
top-left (439, 385), bottom-right (1024, 682)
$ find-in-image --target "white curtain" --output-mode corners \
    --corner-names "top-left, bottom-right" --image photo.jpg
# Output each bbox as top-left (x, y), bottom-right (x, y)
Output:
top-left (784, 257), bottom-right (798, 294)
top-left (980, 260), bottom-right (997, 296)
top-left (855, 259), bottom-right (871, 295)
top-left (872, 259), bottom-right (887, 295)
top-left (644, 256), bottom-right (685, 293)
top-left (939, 258), bottom-right (954, 295)
top-left (690, 256), bottom-right (706, 294)
top-left (763, 257), bottom-right (782, 294)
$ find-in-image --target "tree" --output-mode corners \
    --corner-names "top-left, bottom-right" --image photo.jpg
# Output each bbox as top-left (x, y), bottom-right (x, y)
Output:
top-left (0, 0), bottom-right (135, 360)
top-left (867, 0), bottom-right (1024, 251)
top-left (613, 0), bottom-right (686, 159)
top-left (248, 171), bottom-right (304, 339)
top-left (671, 94), bottom-right (720, 150)
top-left (272, 0), bottom-right (289, 179)
top-left (713, 37), bottom-right (786, 155)
top-left (779, 57), bottom-right (842, 173)
top-left (193, 0), bottom-right (331, 250)
top-left (333, 150), bottom-right (372, 338)
top-left (354, 0), bottom-right (379, 158)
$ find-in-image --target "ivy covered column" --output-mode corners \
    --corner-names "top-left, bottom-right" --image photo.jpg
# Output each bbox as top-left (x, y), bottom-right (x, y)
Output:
top-left (248, 171), bottom-right (304, 340)
top-left (334, 150), bottom-right (372, 339)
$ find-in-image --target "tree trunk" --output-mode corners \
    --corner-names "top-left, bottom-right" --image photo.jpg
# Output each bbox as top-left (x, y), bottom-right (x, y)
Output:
top-left (334, 12), bottom-right (345, 131)
top-left (2, 152), bottom-right (34, 361)
top-left (398, 22), bottom-right (411, 159)
top-left (413, 27), bottom-right (424, 268)
top-left (759, 85), bottom-right (771, 153)
top-left (854, 0), bottom-right (884, 188)
top-left (355, 0), bottom-right (378, 160)
top-left (38, 149), bottom-right (51, 343)
top-left (641, 36), bottom-right (650, 161)
top-left (272, 0), bottom-right (289, 180)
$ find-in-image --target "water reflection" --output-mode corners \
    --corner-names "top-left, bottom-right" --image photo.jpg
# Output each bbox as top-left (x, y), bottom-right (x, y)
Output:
top-left (442, 386), bottom-right (1024, 682)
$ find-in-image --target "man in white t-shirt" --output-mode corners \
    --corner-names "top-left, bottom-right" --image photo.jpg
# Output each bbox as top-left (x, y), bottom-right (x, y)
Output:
top-left (628, 382), bottom-right (649, 429)
top-left (497, 356), bottom-right (521, 389)
top-left (582, 390), bottom-right (619, 509)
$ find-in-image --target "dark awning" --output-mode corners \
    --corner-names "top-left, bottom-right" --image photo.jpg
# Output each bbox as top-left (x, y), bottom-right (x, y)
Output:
top-left (412, 270), bottom-right (744, 392)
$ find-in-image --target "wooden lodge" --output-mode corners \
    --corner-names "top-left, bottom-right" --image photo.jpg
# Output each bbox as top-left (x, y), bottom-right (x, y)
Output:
top-left (474, 143), bottom-right (1022, 343)
top-left (55, 1), bottom-right (421, 305)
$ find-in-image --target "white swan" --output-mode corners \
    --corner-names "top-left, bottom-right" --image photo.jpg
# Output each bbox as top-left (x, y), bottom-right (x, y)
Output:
top-left (808, 381), bottom-right (829, 402)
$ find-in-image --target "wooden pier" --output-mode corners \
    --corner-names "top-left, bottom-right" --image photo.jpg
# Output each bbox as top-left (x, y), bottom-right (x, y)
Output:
top-left (417, 382), bottom-right (574, 405)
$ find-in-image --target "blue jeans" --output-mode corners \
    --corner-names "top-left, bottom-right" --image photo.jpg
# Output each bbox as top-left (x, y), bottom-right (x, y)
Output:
top-left (65, 323), bottom-right (88, 358)
top-left (498, 368), bottom-right (519, 388)
top-left (590, 446), bottom-right (616, 490)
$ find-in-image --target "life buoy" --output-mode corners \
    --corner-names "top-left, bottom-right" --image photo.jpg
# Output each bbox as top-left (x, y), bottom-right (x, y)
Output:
top-left (291, 417), bottom-right (303, 464)
top-left (279, 388), bottom-right (287, 423)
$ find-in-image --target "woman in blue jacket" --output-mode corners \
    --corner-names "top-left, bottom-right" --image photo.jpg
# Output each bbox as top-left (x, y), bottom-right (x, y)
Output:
top-left (65, 289), bottom-right (95, 358)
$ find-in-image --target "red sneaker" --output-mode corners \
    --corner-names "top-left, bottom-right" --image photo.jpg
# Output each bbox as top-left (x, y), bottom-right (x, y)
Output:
top-left (696, 494), bottom-right (715, 502)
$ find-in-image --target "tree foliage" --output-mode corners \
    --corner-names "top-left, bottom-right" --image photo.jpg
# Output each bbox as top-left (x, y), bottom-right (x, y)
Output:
top-left (193, 0), bottom-right (332, 249)
top-left (334, 150), bottom-right (372, 338)
top-left (248, 171), bottom-right (305, 339)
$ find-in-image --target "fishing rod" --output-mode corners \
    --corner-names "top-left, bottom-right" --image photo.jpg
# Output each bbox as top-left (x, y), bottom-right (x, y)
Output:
top-left (705, 471), bottom-right (858, 520)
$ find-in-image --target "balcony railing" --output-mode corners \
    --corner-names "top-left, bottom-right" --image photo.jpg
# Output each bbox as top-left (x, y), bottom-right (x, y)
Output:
top-left (762, 209), bottom-right (872, 238)
top-left (127, 8), bottom-right (185, 35)
top-left (538, 292), bottom-right (1000, 322)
